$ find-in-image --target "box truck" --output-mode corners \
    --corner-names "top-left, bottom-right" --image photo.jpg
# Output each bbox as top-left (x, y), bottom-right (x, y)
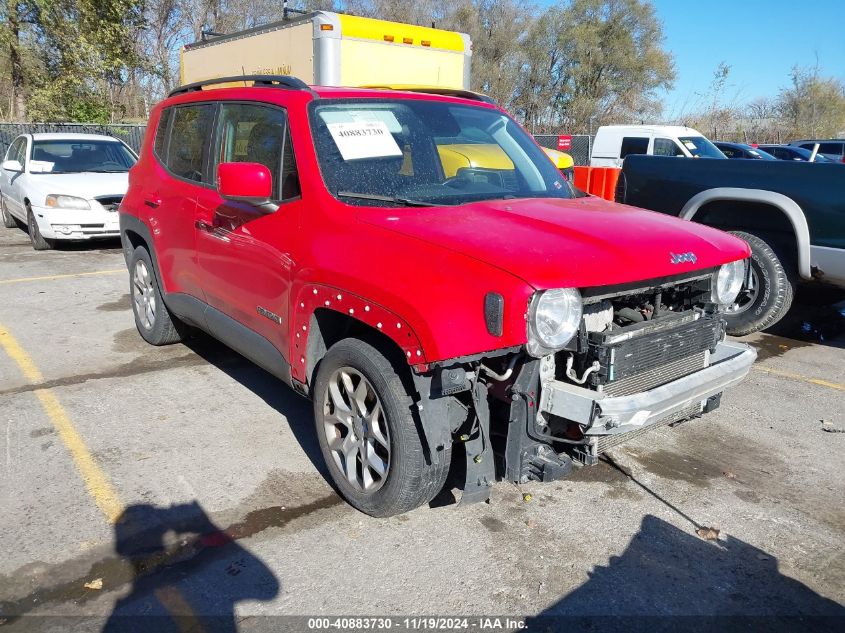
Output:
top-left (180, 11), bottom-right (472, 89)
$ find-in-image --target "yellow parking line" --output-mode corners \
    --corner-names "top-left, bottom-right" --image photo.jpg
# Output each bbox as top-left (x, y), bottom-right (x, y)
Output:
top-left (755, 365), bottom-right (845, 392)
top-left (0, 269), bottom-right (124, 285)
top-left (0, 324), bottom-right (123, 523)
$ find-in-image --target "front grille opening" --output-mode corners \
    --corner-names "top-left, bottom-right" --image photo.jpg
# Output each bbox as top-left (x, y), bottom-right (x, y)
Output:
top-left (95, 195), bottom-right (123, 212)
top-left (555, 271), bottom-right (724, 396)
top-left (559, 311), bottom-right (722, 395)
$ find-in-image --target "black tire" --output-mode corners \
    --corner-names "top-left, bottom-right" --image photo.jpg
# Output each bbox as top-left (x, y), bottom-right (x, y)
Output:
top-left (725, 231), bottom-right (796, 336)
top-left (27, 206), bottom-right (52, 250)
top-left (129, 246), bottom-right (186, 345)
top-left (1, 198), bottom-right (16, 228)
top-left (313, 338), bottom-right (451, 517)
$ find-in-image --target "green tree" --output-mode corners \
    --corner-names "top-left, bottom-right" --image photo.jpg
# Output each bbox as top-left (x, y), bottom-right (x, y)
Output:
top-left (29, 0), bottom-right (147, 122)
top-left (517, 0), bottom-right (675, 132)
top-left (779, 65), bottom-right (845, 139)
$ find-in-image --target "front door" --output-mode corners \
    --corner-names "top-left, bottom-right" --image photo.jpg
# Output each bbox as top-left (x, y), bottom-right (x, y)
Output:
top-left (195, 102), bottom-right (302, 365)
top-left (2, 137), bottom-right (28, 220)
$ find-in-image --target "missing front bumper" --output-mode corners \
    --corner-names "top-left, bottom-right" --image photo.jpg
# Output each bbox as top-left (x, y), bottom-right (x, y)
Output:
top-left (538, 340), bottom-right (756, 437)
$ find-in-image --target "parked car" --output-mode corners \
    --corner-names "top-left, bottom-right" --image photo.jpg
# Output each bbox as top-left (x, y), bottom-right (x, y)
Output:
top-left (0, 133), bottom-right (137, 250)
top-left (590, 125), bottom-right (726, 167)
top-left (758, 144), bottom-right (834, 162)
top-left (788, 139), bottom-right (845, 163)
top-left (542, 147), bottom-right (576, 183)
top-left (121, 75), bottom-right (754, 516)
top-left (616, 156), bottom-right (845, 335)
top-left (713, 142), bottom-right (776, 160)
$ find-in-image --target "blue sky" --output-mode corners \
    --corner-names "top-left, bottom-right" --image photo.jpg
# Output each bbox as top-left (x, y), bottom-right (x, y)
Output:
top-left (538, 0), bottom-right (845, 118)
top-left (650, 0), bottom-right (845, 118)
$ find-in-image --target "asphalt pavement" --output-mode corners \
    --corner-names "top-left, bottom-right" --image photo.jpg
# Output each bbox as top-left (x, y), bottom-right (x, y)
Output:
top-left (0, 225), bottom-right (842, 631)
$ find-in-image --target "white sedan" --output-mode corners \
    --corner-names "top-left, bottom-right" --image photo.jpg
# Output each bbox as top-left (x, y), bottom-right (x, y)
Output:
top-left (0, 132), bottom-right (137, 250)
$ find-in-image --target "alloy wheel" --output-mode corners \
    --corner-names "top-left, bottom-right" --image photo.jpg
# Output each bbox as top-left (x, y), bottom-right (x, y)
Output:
top-left (322, 367), bottom-right (391, 493)
top-left (727, 267), bottom-right (759, 315)
top-left (132, 259), bottom-right (157, 329)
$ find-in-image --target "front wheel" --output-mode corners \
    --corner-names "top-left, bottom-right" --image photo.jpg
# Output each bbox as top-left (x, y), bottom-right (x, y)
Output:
top-left (725, 231), bottom-right (796, 336)
top-left (313, 339), bottom-right (450, 517)
top-left (27, 207), bottom-right (52, 250)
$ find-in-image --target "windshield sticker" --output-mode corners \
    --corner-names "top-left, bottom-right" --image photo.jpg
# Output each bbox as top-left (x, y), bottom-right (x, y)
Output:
top-left (320, 110), bottom-right (402, 133)
top-left (28, 160), bottom-right (55, 173)
top-left (683, 141), bottom-right (698, 150)
top-left (327, 121), bottom-right (403, 161)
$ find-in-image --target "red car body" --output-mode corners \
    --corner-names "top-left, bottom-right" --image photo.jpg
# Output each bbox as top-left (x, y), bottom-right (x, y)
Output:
top-left (120, 80), bottom-right (756, 515)
top-left (122, 85), bottom-right (748, 380)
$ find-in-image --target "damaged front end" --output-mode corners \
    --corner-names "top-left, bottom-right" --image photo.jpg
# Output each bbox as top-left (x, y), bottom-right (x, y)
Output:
top-left (415, 267), bottom-right (757, 503)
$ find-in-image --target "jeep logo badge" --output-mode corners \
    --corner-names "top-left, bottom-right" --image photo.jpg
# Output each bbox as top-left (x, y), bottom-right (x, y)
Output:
top-left (670, 252), bottom-right (697, 265)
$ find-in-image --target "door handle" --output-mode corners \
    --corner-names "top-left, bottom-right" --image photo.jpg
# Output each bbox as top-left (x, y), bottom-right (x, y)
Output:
top-left (144, 197), bottom-right (161, 208)
top-left (195, 219), bottom-right (213, 231)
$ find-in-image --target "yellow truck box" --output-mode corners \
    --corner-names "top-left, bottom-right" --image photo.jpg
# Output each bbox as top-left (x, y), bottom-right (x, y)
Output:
top-left (180, 11), bottom-right (472, 89)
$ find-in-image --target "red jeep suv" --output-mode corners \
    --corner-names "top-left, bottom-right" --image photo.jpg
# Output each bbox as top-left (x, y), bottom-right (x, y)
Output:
top-left (120, 75), bottom-right (756, 516)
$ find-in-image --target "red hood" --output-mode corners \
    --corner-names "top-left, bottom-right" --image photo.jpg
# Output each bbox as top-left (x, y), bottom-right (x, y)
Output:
top-left (358, 196), bottom-right (750, 289)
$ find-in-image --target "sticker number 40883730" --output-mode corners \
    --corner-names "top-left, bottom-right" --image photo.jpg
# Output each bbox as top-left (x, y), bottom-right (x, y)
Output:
top-left (327, 121), bottom-right (403, 161)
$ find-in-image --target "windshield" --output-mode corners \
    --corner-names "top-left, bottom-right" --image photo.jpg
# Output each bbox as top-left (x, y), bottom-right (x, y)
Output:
top-left (678, 136), bottom-right (726, 159)
top-left (30, 140), bottom-right (137, 173)
top-left (309, 99), bottom-right (573, 206)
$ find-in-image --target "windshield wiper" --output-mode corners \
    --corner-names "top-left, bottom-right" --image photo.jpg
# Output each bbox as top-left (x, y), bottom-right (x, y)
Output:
top-left (337, 191), bottom-right (441, 207)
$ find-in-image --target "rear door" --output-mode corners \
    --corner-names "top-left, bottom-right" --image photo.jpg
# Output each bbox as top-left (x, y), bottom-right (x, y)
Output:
top-left (148, 103), bottom-right (216, 301)
top-left (196, 101), bottom-right (302, 362)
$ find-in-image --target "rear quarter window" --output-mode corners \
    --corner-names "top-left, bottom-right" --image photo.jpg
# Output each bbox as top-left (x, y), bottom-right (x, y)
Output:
top-left (620, 137), bottom-right (649, 158)
top-left (166, 104), bottom-right (215, 183)
top-left (154, 108), bottom-right (172, 159)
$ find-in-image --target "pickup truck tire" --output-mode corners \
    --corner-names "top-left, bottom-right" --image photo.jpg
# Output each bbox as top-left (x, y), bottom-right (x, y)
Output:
top-left (725, 231), bottom-right (795, 336)
top-left (314, 338), bottom-right (450, 517)
top-left (129, 246), bottom-right (186, 345)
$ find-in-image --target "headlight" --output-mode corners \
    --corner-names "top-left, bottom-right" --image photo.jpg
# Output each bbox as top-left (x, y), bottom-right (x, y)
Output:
top-left (45, 194), bottom-right (90, 210)
top-left (712, 259), bottom-right (746, 305)
top-left (527, 288), bottom-right (583, 357)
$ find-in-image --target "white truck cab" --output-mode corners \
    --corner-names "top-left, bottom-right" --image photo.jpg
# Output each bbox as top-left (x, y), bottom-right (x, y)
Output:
top-left (590, 125), bottom-right (726, 168)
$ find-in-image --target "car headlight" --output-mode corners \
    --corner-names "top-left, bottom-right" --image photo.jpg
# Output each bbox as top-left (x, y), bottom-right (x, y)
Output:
top-left (712, 259), bottom-right (747, 305)
top-left (45, 194), bottom-right (90, 210)
top-left (527, 288), bottom-right (583, 357)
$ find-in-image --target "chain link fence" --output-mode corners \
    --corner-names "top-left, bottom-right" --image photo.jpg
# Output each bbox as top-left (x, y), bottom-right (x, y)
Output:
top-left (0, 123), bottom-right (147, 155)
top-left (0, 123), bottom-right (595, 167)
top-left (533, 134), bottom-right (593, 166)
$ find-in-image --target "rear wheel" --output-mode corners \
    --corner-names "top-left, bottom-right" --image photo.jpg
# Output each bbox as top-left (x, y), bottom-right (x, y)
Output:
top-left (1, 198), bottom-right (16, 228)
top-left (27, 206), bottom-right (52, 250)
top-left (130, 246), bottom-right (186, 345)
top-left (313, 338), bottom-right (450, 517)
top-left (725, 231), bottom-right (796, 336)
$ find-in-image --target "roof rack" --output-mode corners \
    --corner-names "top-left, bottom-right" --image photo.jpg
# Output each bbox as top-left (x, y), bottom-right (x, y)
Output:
top-left (361, 85), bottom-right (496, 105)
top-left (168, 75), bottom-right (311, 98)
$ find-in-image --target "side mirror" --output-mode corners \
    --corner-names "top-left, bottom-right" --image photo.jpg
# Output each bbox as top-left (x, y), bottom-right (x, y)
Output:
top-left (2, 159), bottom-right (23, 172)
top-left (217, 162), bottom-right (276, 210)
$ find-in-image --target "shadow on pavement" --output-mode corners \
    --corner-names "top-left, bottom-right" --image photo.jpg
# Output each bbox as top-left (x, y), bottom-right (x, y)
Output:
top-left (527, 514), bottom-right (844, 632)
top-left (185, 335), bottom-right (328, 480)
top-left (767, 290), bottom-right (845, 349)
top-left (104, 501), bottom-right (279, 633)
